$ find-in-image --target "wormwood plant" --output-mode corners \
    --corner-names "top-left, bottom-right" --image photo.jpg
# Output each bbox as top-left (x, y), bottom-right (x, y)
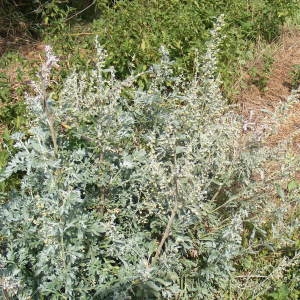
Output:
top-left (0, 16), bottom-right (298, 299)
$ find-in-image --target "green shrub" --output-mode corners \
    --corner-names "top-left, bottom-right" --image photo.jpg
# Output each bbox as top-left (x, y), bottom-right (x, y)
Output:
top-left (0, 0), bottom-right (107, 39)
top-left (248, 52), bottom-right (274, 92)
top-left (91, 0), bottom-right (299, 93)
top-left (290, 64), bottom-right (300, 89)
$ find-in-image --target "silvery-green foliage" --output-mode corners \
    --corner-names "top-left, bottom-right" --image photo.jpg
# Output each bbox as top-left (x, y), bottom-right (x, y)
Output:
top-left (1, 16), bottom-right (295, 299)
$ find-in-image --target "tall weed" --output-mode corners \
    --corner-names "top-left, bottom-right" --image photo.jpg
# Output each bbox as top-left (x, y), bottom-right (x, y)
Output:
top-left (0, 17), bottom-right (299, 299)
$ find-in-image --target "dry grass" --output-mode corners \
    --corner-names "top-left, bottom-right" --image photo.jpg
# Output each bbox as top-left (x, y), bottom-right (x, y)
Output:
top-left (239, 28), bottom-right (300, 155)
top-left (237, 26), bottom-right (300, 188)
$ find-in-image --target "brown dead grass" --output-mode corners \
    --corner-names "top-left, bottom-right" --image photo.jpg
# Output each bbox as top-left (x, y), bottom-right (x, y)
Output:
top-left (239, 28), bottom-right (300, 154)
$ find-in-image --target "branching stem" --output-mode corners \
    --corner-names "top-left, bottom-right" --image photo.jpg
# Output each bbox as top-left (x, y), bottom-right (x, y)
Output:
top-left (152, 197), bottom-right (178, 264)
top-left (42, 86), bottom-right (58, 154)
top-left (152, 144), bottom-right (180, 265)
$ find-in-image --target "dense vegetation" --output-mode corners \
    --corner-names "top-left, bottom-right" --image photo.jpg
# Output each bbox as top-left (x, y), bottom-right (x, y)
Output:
top-left (0, 1), bottom-right (299, 299)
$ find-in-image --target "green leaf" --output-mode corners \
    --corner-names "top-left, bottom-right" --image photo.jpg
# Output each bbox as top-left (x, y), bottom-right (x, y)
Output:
top-left (175, 146), bottom-right (185, 154)
top-left (145, 281), bottom-right (161, 292)
top-left (287, 180), bottom-right (299, 192)
top-left (275, 184), bottom-right (285, 200)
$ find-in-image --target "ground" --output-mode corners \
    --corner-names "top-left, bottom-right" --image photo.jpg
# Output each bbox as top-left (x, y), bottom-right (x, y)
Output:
top-left (239, 28), bottom-right (300, 153)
